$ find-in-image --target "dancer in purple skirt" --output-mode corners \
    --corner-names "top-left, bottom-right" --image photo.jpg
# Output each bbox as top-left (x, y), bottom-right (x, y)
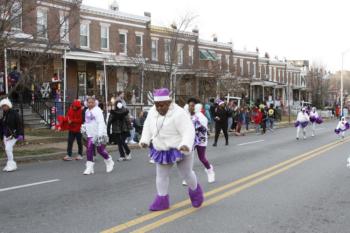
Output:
top-left (335, 117), bottom-right (349, 140)
top-left (309, 107), bottom-right (323, 137)
top-left (295, 107), bottom-right (310, 140)
top-left (81, 96), bottom-right (114, 175)
top-left (139, 88), bottom-right (204, 211)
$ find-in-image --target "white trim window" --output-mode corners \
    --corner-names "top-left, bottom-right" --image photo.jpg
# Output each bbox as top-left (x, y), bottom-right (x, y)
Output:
top-left (164, 39), bottom-right (171, 63)
top-left (240, 59), bottom-right (244, 76)
top-left (247, 61), bottom-right (251, 75)
top-left (119, 30), bottom-right (128, 55)
top-left (151, 38), bottom-right (158, 61)
top-left (177, 44), bottom-right (184, 65)
top-left (11, 2), bottom-right (22, 30)
top-left (100, 24), bottom-right (110, 50)
top-left (80, 21), bottom-right (90, 48)
top-left (218, 54), bottom-right (222, 70)
top-left (259, 65), bottom-right (262, 78)
top-left (226, 55), bottom-right (230, 72)
top-left (189, 45), bottom-right (194, 65)
top-left (59, 11), bottom-right (69, 42)
top-left (37, 7), bottom-right (48, 39)
top-left (233, 58), bottom-right (238, 72)
top-left (135, 32), bottom-right (143, 57)
top-left (253, 62), bottom-right (256, 77)
top-left (269, 67), bottom-right (272, 81)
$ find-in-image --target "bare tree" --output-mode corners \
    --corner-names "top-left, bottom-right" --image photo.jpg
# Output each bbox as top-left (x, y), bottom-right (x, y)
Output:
top-left (307, 62), bottom-right (330, 108)
top-left (0, 0), bottom-right (80, 101)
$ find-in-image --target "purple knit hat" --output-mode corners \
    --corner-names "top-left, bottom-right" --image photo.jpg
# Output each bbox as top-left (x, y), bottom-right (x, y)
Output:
top-left (153, 88), bottom-right (171, 102)
top-left (215, 98), bottom-right (224, 106)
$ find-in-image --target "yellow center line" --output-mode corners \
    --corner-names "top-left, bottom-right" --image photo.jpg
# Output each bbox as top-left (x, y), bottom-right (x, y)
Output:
top-left (101, 138), bottom-right (349, 233)
top-left (130, 139), bottom-right (348, 233)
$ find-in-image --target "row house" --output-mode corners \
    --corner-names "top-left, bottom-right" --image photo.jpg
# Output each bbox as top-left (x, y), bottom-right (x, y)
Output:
top-left (1, 0), bottom-right (309, 108)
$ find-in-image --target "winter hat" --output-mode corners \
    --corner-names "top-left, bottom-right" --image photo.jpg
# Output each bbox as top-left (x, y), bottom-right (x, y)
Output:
top-left (215, 99), bottom-right (224, 106)
top-left (153, 88), bottom-right (171, 102)
top-left (0, 98), bottom-right (12, 109)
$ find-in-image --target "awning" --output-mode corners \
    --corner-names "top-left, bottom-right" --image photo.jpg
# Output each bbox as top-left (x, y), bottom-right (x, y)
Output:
top-left (199, 49), bottom-right (217, 61)
top-left (250, 80), bottom-right (278, 87)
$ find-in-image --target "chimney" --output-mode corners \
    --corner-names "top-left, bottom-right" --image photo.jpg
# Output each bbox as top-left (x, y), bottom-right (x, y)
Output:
top-left (192, 25), bottom-right (199, 34)
top-left (109, 0), bottom-right (119, 11)
top-left (144, 12), bottom-right (151, 18)
top-left (171, 22), bottom-right (177, 30)
top-left (212, 34), bottom-right (218, 42)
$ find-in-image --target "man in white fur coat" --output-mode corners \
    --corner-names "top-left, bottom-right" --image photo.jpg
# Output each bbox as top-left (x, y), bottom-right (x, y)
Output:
top-left (140, 88), bottom-right (204, 211)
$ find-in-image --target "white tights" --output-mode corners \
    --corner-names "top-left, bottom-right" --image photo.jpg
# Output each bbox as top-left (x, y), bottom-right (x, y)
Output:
top-left (296, 126), bottom-right (306, 138)
top-left (312, 123), bottom-right (316, 136)
top-left (4, 137), bottom-right (17, 162)
top-left (156, 152), bottom-right (198, 196)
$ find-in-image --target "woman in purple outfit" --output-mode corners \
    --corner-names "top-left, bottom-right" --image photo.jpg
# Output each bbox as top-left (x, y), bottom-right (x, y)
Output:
top-left (139, 88), bottom-right (204, 211)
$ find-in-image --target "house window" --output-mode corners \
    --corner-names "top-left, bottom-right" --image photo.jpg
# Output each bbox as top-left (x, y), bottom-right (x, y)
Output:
top-left (164, 39), bottom-right (171, 63)
top-left (189, 46), bottom-right (194, 65)
top-left (226, 55), bottom-right (230, 72)
top-left (151, 38), bottom-right (158, 61)
top-left (37, 8), bottom-right (48, 38)
top-left (259, 65), bottom-right (262, 78)
top-left (253, 62), bottom-right (256, 77)
top-left (100, 25), bottom-right (109, 49)
top-left (177, 44), bottom-right (184, 65)
top-left (247, 61), bottom-right (251, 75)
top-left (80, 22), bottom-right (89, 48)
top-left (11, 2), bottom-right (22, 30)
top-left (269, 67), bottom-right (272, 81)
top-left (119, 31), bottom-right (127, 55)
top-left (240, 59), bottom-right (244, 76)
top-left (136, 33), bottom-right (143, 57)
top-left (218, 54), bottom-right (222, 70)
top-left (59, 11), bottom-right (69, 42)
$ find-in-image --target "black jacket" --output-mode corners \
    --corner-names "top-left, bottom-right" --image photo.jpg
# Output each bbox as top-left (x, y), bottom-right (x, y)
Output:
top-left (107, 108), bottom-right (131, 136)
top-left (214, 106), bottom-right (229, 125)
top-left (0, 109), bottom-right (24, 139)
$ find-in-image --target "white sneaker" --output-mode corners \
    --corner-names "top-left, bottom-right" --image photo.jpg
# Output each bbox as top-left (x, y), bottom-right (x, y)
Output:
top-left (3, 164), bottom-right (9, 172)
top-left (104, 157), bottom-right (115, 173)
top-left (347, 157), bottom-right (350, 168)
top-left (149, 158), bottom-right (155, 164)
top-left (83, 161), bottom-right (94, 175)
top-left (75, 155), bottom-right (83, 161)
top-left (125, 154), bottom-right (132, 161)
top-left (182, 180), bottom-right (188, 186)
top-left (205, 165), bottom-right (216, 183)
top-left (118, 157), bottom-right (126, 162)
top-left (4, 161), bottom-right (17, 172)
top-left (129, 140), bottom-right (137, 144)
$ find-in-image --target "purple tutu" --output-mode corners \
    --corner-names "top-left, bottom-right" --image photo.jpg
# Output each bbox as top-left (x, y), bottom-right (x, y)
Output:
top-left (310, 116), bottom-right (316, 123)
top-left (334, 122), bottom-right (349, 134)
top-left (295, 121), bottom-right (308, 128)
top-left (149, 145), bottom-right (184, 164)
top-left (315, 117), bottom-right (323, 124)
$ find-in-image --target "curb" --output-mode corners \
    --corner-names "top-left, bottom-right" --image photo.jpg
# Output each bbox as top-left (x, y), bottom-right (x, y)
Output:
top-left (0, 121), bottom-right (315, 165)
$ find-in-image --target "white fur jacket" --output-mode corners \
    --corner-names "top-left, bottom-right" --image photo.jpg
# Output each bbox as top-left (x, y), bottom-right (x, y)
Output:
top-left (140, 103), bottom-right (195, 151)
top-left (82, 106), bottom-right (107, 139)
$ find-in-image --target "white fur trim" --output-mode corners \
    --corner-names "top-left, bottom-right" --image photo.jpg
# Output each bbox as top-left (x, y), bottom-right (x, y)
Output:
top-left (154, 96), bottom-right (171, 102)
top-left (0, 98), bottom-right (12, 108)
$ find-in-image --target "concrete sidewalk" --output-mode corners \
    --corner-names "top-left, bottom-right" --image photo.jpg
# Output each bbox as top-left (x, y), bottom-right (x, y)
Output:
top-left (0, 121), bottom-right (294, 165)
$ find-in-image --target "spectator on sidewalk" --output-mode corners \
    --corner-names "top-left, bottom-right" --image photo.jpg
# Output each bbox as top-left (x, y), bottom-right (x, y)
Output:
top-left (252, 106), bottom-right (262, 134)
top-left (134, 111), bottom-right (147, 142)
top-left (57, 100), bottom-right (84, 161)
top-left (244, 107), bottom-right (250, 131)
top-left (107, 100), bottom-right (132, 161)
top-left (117, 91), bottom-right (127, 107)
top-left (267, 104), bottom-right (276, 132)
top-left (204, 101), bottom-right (213, 133)
top-left (0, 98), bottom-right (24, 172)
top-left (213, 99), bottom-right (229, 146)
top-left (260, 107), bottom-right (267, 134)
top-left (208, 98), bottom-right (216, 133)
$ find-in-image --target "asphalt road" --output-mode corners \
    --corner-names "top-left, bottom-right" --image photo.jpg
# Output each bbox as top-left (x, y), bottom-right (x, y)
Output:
top-left (1, 120), bottom-right (350, 233)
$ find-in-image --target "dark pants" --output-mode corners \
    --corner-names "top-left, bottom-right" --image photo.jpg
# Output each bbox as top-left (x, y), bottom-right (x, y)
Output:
top-left (115, 133), bottom-right (131, 158)
top-left (214, 123), bottom-right (228, 144)
top-left (67, 131), bottom-right (83, 157)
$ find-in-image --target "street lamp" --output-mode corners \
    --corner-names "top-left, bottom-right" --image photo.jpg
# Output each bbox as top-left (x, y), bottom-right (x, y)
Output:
top-left (341, 48), bottom-right (350, 117)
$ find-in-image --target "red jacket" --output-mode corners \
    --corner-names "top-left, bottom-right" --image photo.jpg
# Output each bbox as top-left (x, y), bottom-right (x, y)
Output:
top-left (253, 110), bottom-right (262, 124)
top-left (57, 100), bottom-right (82, 133)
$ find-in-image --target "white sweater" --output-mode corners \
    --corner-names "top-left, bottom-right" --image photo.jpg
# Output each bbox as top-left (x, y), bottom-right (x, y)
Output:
top-left (336, 120), bottom-right (348, 131)
top-left (310, 111), bottom-right (319, 118)
top-left (84, 106), bottom-right (107, 138)
top-left (296, 112), bottom-right (310, 123)
top-left (140, 103), bottom-right (195, 151)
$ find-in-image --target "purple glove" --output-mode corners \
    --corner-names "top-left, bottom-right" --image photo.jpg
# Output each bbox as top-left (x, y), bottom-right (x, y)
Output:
top-left (16, 135), bottom-right (24, 142)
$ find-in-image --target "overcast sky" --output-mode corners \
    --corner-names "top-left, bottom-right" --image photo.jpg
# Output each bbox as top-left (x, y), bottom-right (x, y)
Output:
top-left (83, 0), bottom-right (350, 72)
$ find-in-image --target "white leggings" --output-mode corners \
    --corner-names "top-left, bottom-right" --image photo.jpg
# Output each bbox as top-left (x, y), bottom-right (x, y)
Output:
top-left (4, 137), bottom-right (17, 162)
top-left (296, 126), bottom-right (306, 138)
top-left (156, 152), bottom-right (198, 196)
top-left (312, 122), bottom-right (316, 135)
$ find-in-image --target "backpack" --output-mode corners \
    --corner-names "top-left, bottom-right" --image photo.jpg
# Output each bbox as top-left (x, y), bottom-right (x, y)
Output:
top-left (268, 108), bottom-right (274, 117)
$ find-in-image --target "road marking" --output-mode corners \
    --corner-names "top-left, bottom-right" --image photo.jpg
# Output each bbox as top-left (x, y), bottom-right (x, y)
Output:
top-left (0, 179), bottom-right (60, 193)
top-left (101, 138), bottom-right (350, 233)
top-left (237, 140), bottom-right (265, 146)
top-left (130, 139), bottom-right (348, 233)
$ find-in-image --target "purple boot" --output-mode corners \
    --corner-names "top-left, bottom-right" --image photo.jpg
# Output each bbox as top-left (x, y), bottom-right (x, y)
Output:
top-left (189, 184), bottom-right (204, 208)
top-left (149, 195), bottom-right (170, 211)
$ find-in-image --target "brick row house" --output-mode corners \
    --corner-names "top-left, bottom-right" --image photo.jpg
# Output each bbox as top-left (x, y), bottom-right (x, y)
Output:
top-left (1, 0), bottom-right (310, 109)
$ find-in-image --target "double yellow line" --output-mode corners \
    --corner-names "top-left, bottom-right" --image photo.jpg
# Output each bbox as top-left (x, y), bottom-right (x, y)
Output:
top-left (101, 138), bottom-right (350, 233)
